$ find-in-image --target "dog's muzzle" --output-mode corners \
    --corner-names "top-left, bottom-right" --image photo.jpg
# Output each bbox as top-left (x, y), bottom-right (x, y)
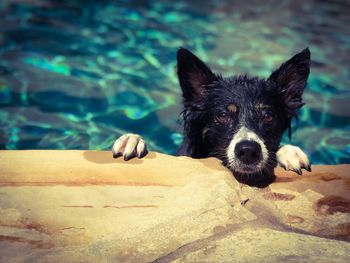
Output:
top-left (226, 127), bottom-right (268, 173)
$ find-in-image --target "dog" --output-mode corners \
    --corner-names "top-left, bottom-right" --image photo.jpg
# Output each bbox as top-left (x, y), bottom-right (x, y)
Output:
top-left (111, 48), bottom-right (311, 187)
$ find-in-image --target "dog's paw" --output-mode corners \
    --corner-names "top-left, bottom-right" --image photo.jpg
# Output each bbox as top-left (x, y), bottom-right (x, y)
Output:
top-left (112, 133), bottom-right (148, 161)
top-left (276, 145), bottom-right (311, 175)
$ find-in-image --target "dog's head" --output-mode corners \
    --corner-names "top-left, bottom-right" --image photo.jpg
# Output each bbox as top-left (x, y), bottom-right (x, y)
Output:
top-left (177, 48), bottom-right (310, 187)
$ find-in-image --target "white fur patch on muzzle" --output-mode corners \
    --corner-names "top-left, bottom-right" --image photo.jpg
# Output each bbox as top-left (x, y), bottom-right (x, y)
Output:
top-left (226, 127), bottom-right (268, 173)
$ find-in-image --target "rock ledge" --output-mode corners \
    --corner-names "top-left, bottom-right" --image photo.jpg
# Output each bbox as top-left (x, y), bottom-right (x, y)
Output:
top-left (0, 150), bottom-right (349, 262)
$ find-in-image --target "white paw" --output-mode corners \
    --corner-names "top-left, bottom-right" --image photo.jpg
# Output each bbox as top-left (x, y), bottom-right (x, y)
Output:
top-left (112, 133), bottom-right (148, 161)
top-left (276, 145), bottom-right (311, 175)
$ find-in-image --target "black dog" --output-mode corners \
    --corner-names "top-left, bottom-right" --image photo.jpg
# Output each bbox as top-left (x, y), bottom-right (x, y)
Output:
top-left (112, 48), bottom-right (311, 187)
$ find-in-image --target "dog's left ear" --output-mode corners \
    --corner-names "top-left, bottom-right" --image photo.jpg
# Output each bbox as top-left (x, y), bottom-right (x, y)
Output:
top-left (269, 48), bottom-right (310, 115)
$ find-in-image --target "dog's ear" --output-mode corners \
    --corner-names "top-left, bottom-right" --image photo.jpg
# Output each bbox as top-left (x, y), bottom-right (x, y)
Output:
top-left (269, 48), bottom-right (310, 115)
top-left (177, 48), bottom-right (217, 102)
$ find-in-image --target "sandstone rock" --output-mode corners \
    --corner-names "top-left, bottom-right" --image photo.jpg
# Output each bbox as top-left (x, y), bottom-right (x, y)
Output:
top-left (0, 150), bottom-right (349, 262)
top-left (172, 228), bottom-right (350, 263)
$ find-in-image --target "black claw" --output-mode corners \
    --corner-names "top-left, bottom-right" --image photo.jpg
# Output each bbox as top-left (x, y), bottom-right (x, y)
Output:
top-left (295, 168), bottom-right (302, 175)
top-left (137, 148), bottom-right (148, 159)
top-left (113, 152), bottom-right (122, 159)
top-left (306, 164), bottom-right (312, 172)
top-left (280, 163), bottom-right (287, 171)
top-left (124, 153), bottom-right (137, 161)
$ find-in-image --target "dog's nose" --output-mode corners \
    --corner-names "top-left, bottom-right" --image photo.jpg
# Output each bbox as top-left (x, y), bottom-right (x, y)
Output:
top-left (235, 140), bottom-right (262, 164)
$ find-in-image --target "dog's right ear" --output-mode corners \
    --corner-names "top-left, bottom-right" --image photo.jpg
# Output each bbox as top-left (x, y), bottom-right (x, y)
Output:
top-left (177, 48), bottom-right (217, 103)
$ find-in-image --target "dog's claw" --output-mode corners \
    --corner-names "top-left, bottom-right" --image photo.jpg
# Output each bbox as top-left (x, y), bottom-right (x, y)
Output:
top-left (137, 148), bottom-right (148, 159)
top-left (277, 145), bottom-right (311, 175)
top-left (112, 133), bottom-right (148, 161)
top-left (124, 154), bottom-right (132, 161)
top-left (113, 152), bottom-right (122, 159)
top-left (305, 164), bottom-right (312, 172)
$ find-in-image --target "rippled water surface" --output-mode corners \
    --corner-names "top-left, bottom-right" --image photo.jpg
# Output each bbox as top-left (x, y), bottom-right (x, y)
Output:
top-left (0, 0), bottom-right (349, 164)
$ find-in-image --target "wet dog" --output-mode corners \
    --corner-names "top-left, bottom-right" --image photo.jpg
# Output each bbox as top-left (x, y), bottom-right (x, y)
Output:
top-left (112, 48), bottom-right (311, 187)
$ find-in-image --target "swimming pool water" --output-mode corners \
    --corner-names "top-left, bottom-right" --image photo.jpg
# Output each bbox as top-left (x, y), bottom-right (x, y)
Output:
top-left (0, 0), bottom-right (349, 164)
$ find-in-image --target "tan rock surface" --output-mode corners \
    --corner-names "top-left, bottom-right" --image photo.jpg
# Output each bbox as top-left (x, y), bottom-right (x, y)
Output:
top-left (0, 150), bottom-right (349, 262)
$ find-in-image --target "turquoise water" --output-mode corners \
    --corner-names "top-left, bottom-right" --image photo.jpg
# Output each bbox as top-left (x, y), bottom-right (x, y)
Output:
top-left (0, 0), bottom-right (349, 164)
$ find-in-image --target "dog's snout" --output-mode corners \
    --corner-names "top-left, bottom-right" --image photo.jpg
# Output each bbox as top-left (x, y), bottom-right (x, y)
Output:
top-left (235, 140), bottom-right (262, 164)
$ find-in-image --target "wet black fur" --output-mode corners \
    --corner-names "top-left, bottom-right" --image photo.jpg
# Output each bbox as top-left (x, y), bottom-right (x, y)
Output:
top-left (176, 48), bottom-right (310, 187)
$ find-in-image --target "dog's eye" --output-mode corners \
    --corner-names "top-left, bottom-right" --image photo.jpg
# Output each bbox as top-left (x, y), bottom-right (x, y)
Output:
top-left (217, 112), bottom-right (230, 123)
top-left (263, 112), bottom-right (273, 123)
